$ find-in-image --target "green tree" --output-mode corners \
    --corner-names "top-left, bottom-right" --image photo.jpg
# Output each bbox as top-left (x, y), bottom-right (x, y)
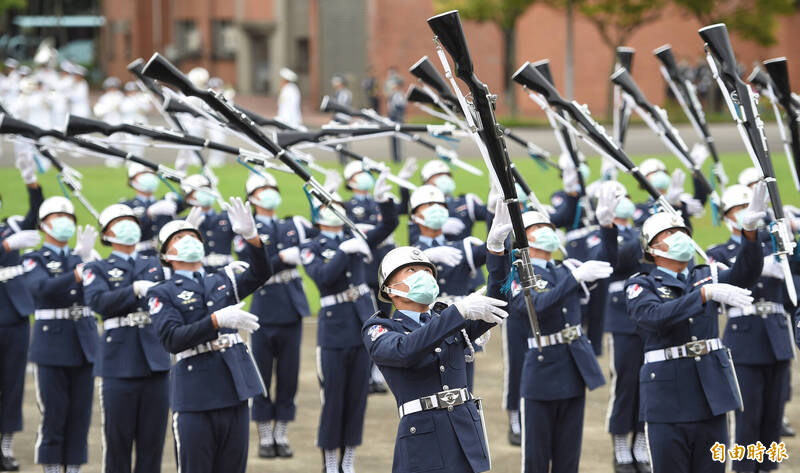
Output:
top-left (433, 0), bottom-right (538, 117)
top-left (673, 0), bottom-right (796, 46)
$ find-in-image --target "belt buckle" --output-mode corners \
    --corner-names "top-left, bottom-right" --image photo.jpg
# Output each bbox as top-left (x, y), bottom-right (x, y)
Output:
top-left (561, 326), bottom-right (580, 343)
top-left (213, 335), bottom-right (234, 350)
top-left (685, 340), bottom-right (708, 357)
top-left (419, 396), bottom-right (435, 410)
top-left (130, 312), bottom-right (149, 327)
top-left (436, 389), bottom-right (464, 408)
top-left (68, 307), bottom-right (84, 320)
top-left (755, 303), bottom-right (771, 316)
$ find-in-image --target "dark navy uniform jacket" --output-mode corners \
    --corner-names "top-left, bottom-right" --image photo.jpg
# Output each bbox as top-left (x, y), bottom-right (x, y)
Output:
top-left (121, 196), bottom-right (174, 254)
top-left (406, 193), bottom-right (488, 244)
top-left (707, 235), bottom-right (794, 365)
top-left (625, 237), bottom-right (762, 423)
top-left (361, 252), bottom-right (506, 473)
top-left (345, 195), bottom-right (396, 290)
top-left (24, 245), bottom-right (98, 366)
top-left (147, 239), bottom-right (273, 412)
top-left (548, 190), bottom-right (580, 230)
top-left (510, 229), bottom-right (614, 401)
top-left (301, 200), bottom-right (398, 348)
top-left (412, 235), bottom-right (487, 300)
top-left (0, 185), bottom-right (43, 325)
top-left (82, 252), bottom-right (170, 377)
top-left (605, 225), bottom-right (653, 334)
top-left (235, 216), bottom-right (312, 325)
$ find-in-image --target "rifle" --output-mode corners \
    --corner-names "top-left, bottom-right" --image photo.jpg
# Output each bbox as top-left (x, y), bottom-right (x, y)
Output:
top-left (699, 23), bottom-right (797, 305)
top-left (613, 47), bottom-right (635, 147)
top-left (761, 58), bottom-right (800, 192)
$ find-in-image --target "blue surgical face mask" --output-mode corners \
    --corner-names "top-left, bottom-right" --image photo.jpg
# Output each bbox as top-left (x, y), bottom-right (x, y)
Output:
top-left (135, 173), bottom-right (159, 193)
top-left (419, 205), bottom-right (449, 230)
top-left (529, 226), bottom-right (559, 252)
top-left (107, 219), bottom-right (141, 245)
top-left (193, 189), bottom-right (216, 207)
top-left (167, 235), bottom-right (205, 263)
top-left (434, 175), bottom-right (456, 195)
top-left (579, 163), bottom-right (590, 182)
top-left (46, 216), bottom-right (76, 242)
top-left (388, 270), bottom-right (440, 305)
top-left (615, 197), bottom-right (635, 220)
top-left (649, 171), bottom-right (670, 191)
top-left (516, 183), bottom-right (528, 206)
top-left (653, 231), bottom-right (694, 262)
top-left (317, 206), bottom-right (344, 227)
top-left (255, 188), bottom-right (281, 210)
top-left (352, 173), bottom-right (375, 191)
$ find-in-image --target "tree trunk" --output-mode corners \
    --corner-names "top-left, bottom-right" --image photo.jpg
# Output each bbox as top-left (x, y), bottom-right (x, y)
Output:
top-left (502, 25), bottom-right (518, 117)
top-left (565, 0), bottom-right (575, 99)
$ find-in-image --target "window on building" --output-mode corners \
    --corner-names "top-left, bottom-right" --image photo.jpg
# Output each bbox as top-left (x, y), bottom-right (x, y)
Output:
top-left (294, 37), bottom-right (309, 73)
top-left (175, 20), bottom-right (201, 59)
top-left (212, 20), bottom-right (236, 60)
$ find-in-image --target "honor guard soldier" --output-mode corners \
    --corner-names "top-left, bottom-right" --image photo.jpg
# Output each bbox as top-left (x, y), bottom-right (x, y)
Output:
top-left (0, 155), bottom-right (43, 471)
top-left (509, 207), bottom-right (612, 473)
top-left (707, 184), bottom-right (796, 473)
top-left (121, 163), bottom-right (178, 256)
top-left (180, 174), bottom-right (234, 273)
top-left (147, 197), bottom-right (271, 473)
top-left (24, 197), bottom-right (99, 473)
top-left (237, 173), bottom-right (313, 459)
top-left (363, 213), bottom-right (511, 473)
top-left (625, 184), bottom-right (767, 473)
top-left (599, 181), bottom-right (653, 473)
top-left (632, 159), bottom-right (707, 230)
top-left (299, 173), bottom-right (398, 473)
top-left (81, 204), bottom-right (170, 473)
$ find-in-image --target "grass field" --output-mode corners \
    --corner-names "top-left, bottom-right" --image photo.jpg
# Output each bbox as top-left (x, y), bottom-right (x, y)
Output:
top-left (2, 151), bottom-right (800, 472)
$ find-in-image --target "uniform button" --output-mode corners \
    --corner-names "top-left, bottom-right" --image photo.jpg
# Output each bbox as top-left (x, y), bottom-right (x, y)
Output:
top-left (448, 406), bottom-right (454, 412)
top-left (207, 301), bottom-right (213, 307)
top-left (206, 231), bottom-right (213, 236)
top-left (691, 336), bottom-right (698, 341)
top-left (189, 306), bottom-right (194, 310)
top-left (410, 427), bottom-right (416, 434)
top-left (43, 325), bottom-right (49, 332)
top-left (757, 282), bottom-right (764, 288)
top-left (437, 265), bottom-right (443, 271)
top-left (220, 348), bottom-right (226, 353)
top-left (439, 279), bottom-right (446, 284)
top-left (326, 311), bottom-right (332, 317)
top-left (443, 385), bottom-right (449, 390)
top-left (260, 290), bottom-right (266, 295)
top-left (277, 244), bottom-right (283, 249)
top-left (612, 297), bottom-right (618, 303)
top-left (187, 365), bottom-right (193, 371)
top-left (694, 356), bottom-right (701, 362)
top-left (106, 336), bottom-right (112, 342)
top-left (732, 324), bottom-right (738, 330)
top-left (435, 347), bottom-right (442, 353)
top-left (688, 318), bottom-right (694, 324)
top-left (439, 365), bottom-right (445, 372)
top-left (650, 372), bottom-right (655, 380)
top-left (114, 283), bottom-right (119, 287)
top-left (209, 241), bottom-right (216, 247)
top-left (537, 355), bottom-right (544, 362)
top-left (346, 271), bottom-right (352, 277)
top-left (562, 308), bottom-right (567, 314)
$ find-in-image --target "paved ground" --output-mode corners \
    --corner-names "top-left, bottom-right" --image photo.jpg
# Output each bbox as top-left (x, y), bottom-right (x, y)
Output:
top-left (11, 317), bottom-right (800, 472)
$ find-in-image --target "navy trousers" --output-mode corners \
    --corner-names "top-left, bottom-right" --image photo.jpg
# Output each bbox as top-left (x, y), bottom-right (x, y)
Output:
top-left (317, 345), bottom-right (369, 450)
top-left (607, 332), bottom-right (645, 435)
top-left (502, 317), bottom-right (529, 412)
top-left (100, 372), bottom-right (169, 473)
top-left (34, 363), bottom-right (94, 465)
top-left (732, 361), bottom-right (789, 472)
top-left (647, 414), bottom-right (727, 473)
top-left (173, 401), bottom-right (249, 473)
top-left (251, 321), bottom-right (302, 422)
top-left (522, 395), bottom-right (586, 473)
top-left (0, 322), bottom-right (29, 433)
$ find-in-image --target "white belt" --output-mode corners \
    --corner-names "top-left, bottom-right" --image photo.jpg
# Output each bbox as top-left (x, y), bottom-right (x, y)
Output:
top-left (727, 302), bottom-right (784, 318)
top-left (319, 284), bottom-right (371, 308)
top-left (527, 324), bottom-right (583, 349)
top-left (398, 388), bottom-right (471, 418)
top-left (608, 280), bottom-right (625, 294)
top-left (0, 264), bottom-right (23, 282)
top-left (264, 268), bottom-right (301, 285)
top-left (204, 253), bottom-right (234, 267)
top-left (136, 239), bottom-right (157, 252)
top-left (103, 311), bottom-right (151, 330)
top-left (35, 306), bottom-right (93, 321)
top-left (644, 338), bottom-right (723, 364)
top-left (176, 333), bottom-right (244, 361)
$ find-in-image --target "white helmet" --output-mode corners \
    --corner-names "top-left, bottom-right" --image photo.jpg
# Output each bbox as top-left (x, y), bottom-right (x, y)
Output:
top-left (180, 174), bottom-right (212, 195)
top-left (245, 172), bottom-right (278, 196)
top-left (410, 185), bottom-right (446, 213)
top-left (737, 167), bottom-right (761, 187)
top-left (343, 161), bottom-right (366, 182)
top-left (102, 76), bottom-right (121, 90)
top-left (98, 204), bottom-right (137, 246)
top-left (39, 196), bottom-right (75, 221)
top-left (188, 67), bottom-right (210, 88)
top-left (377, 246), bottom-right (437, 302)
top-left (720, 184), bottom-right (753, 215)
top-left (127, 162), bottom-right (151, 180)
top-left (158, 220), bottom-right (203, 265)
top-left (420, 160), bottom-right (451, 183)
top-left (640, 212), bottom-right (690, 262)
top-left (522, 210), bottom-right (554, 230)
top-left (639, 158), bottom-right (667, 177)
top-left (280, 67), bottom-right (298, 83)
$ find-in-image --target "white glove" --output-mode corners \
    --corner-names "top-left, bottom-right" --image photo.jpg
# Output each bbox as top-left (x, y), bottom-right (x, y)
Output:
top-left (442, 217), bottom-right (466, 236)
top-left (73, 225), bottom-right (98, 262)
top-left (486, 199), bottom-right (512, 252)
top-left (214, 302), bottom-right (260, 332)
top-left (681, 195), bottom-right (705, 216)
top-left (561, 165), bottom-right (579, 193)
top-left (740, 181), bottom-right (768, 231)
top-left (340, 237), bottom-right (373, 261)
top-left (423, 246), bottom-right (463, 266)
top-left (595, 181), bottom-right (624, 227)
top-left (762, 256), bottom-right (785, 280)
top-left (373, 171), bottom-right (392, 203)
top-left (15, 153), bottom-right (36, 184)
top-left (398, 157), bottom-right (418, 180)
top-left (185, 206), bottom-right (206, 228)
top-left (132, 280), bottom-right (157, 298)
top-left (702, 283), bottom-right (753, 308)
top-left (713, 162), bottom-right (729, 187)
top-left (570, 260), bottom-right (613, 283)
top-left (665, 169), bottom-right (685, 206)
top-left (322, 168), bottom-right (343, 194)
top-left (453, 291), bottom-right (508, 324)
top-left (690, 143), bottom-right (710, 167)
top-left (224, 260), bottom-right (250, 275)
top-left (147, 199), bottom-right (177, 218)
top-left (486, 185), bottom-right (501, 215)
top-left (222, 197), bottom-right (258, 240)
top-left (279, 247), bottom-right (301, 265)
top-left (3, 230), bottom-right (41, 251)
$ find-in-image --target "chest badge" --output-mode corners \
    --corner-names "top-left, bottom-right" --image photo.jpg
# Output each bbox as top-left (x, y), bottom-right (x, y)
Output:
top-left (656, 286), bottom-right (675, 299)
top-left (322, 249), bottom-right (337, 260)
top-left (534, 278), bottom-right (549, 292)
top-left (177, 290), bottom-right (196, 304)
top-left (108, 268), bottom-right (124, 279)
top-left (46, 260), bottom-right (62, 273)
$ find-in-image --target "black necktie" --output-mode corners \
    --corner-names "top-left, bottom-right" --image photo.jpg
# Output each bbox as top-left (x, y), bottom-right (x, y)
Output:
top-left (419, 313), bottom-right (431, 325)
top-left (193, 271), bottom-right (204, 283)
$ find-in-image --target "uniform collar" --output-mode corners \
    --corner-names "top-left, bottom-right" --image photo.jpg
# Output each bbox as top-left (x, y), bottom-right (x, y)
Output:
top-left (135, 194), bottom-right (154, 203)
top-left (111, 250), bottom-right (137, 261)
top-left (397, 309), bottom-right (430, 326)
top-left (175, 268), bottom-right (205, 281)
top-left (321, 230), bottom-right (343, 240)
top-left (532, 258), bottom-right (552, 269)
top-left (352, 193), bottom-right (369, 201)
top-left (615, 223), bottom-right (632, 231)
top-left (255, 215), bottom-right (274, 225)
top-left (730, 234), bottom-right (742, 244)
top-left (656, 266), bottom-right (689, 280)
top-left (419, 234), bottom-right (446, 246)
top-left (43, 242), bottom-right (70, 256)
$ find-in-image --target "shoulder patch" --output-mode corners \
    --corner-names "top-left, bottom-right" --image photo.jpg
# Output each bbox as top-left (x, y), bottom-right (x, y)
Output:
top-left (148, 296), bottom-right (163, 314)
top-left (301, 248), bottom-right (315, 265)
top-left (626, 283), bottom-right (643, 300)
top-left (551, 195), bottom-right (564, 206)
top-left (23, 258), bottom-right (37, 272)
top-left (82, 268), bottom-right (95, 286)
top-left (367, 324), bottom-right (388, 342)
